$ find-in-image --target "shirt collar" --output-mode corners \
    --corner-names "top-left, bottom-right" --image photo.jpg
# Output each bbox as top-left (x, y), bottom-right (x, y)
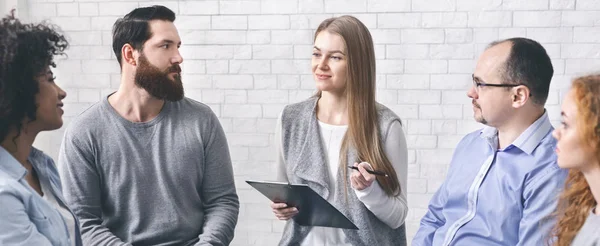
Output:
top-left (0, 146), bottom-right (45, 180)
top-left (0, 146), bottom-right (27, 180)
top-left (480, 110), bottom-right (553, 155)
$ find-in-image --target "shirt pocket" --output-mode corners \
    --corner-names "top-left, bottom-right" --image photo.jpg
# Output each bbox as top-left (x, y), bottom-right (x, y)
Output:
top-left (29, 209), bottom-right (54, 233)
top-left (29, 203), bottom-right (67, 245)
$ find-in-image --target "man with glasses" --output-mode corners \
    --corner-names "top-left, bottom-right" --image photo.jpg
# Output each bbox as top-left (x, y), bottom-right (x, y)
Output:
top-left (412, 38), bottom-right (568, 246)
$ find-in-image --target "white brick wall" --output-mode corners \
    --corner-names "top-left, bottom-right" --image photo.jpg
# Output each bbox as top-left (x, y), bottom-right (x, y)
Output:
top-left (21, 0), bottom-right (599, 244)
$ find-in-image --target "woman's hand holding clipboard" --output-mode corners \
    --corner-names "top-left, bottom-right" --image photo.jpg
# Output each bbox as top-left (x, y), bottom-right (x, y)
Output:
top-left (271, 202), bottom-right (298, 220)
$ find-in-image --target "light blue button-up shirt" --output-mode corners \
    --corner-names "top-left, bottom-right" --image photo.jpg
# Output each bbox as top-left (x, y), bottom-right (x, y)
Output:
top-left (0, 146), bottom-right (81, 246)
top-left (413, 111), bottom-right (568, 246)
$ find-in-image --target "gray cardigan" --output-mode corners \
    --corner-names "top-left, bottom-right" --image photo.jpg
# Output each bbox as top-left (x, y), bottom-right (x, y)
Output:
top-left (278, 97), bottom-right (407, 246)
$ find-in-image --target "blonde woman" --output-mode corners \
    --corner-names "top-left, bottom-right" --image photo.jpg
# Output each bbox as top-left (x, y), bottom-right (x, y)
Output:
top-left (270, 16), bottom-right (408, 246)
top-left (552, 74), bottom-right (600, 245)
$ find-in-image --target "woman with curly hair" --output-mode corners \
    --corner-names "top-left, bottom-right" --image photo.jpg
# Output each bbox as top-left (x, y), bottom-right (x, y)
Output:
top-left (0, 10), bottom-right (81, 246)
top-left (552, 74), bottom-right (600, 245)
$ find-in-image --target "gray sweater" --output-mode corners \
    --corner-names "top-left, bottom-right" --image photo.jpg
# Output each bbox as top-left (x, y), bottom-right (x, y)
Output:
top-left (572, 209), bottom-right (600, 246)
top-left (58, 96), bottom-right (239, 246)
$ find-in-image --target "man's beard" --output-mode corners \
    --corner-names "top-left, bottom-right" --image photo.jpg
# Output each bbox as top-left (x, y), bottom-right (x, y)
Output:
top-left (134, 54), bottom-right (184, 101)
top-left (473, 100), bottom-right (488, 125)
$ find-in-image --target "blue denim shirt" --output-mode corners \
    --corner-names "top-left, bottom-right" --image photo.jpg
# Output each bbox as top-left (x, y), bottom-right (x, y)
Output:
top-left (0, 146), bottom-right (81, 246)
top-left (413, 112), bottom-right (568, 246)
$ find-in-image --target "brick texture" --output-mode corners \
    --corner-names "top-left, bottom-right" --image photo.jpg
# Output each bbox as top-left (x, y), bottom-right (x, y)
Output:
top-left (20, 0), bottom-right (598, 244)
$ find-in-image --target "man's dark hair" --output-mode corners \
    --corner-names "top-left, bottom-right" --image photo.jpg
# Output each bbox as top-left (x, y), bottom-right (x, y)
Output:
top-left (112, 5), bottom-right (175, 67)
top-left (0, 10), bottom-right (68, 143)
top-left (488, 37), bottom-right (554, 105)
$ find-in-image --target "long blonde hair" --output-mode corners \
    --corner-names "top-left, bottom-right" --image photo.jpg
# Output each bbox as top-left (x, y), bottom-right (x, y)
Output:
top-left (314, 16), bottom-right (401, 196)
top-left (552, 74), bottom-right (600, 245)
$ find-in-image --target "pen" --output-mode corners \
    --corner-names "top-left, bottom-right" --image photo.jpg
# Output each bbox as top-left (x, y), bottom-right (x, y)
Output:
top-left (347, 166), bottom-right (389, 177)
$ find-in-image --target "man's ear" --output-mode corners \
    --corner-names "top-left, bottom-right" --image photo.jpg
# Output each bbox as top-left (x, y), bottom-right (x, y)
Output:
top-left (512, 85), bottom-right (531, 107)
top-left (122, 44), bottom-right (138, 66)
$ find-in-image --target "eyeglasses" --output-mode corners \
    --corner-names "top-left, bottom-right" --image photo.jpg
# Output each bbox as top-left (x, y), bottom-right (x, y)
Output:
top-left (472, 74), bottom-right (524, 93)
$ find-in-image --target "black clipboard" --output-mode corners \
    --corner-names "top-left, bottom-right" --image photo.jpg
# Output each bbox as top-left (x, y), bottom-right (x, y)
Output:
top-left (246, 180), bottom-right (358, 230)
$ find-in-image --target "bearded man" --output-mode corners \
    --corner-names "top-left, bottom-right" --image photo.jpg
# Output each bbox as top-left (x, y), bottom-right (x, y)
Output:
top-left (58, 5), bottom-right (239, 246)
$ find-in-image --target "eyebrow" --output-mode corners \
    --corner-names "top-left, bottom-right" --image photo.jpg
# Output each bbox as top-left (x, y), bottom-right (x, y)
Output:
top-left (561, 111), bottom-right (568, 118)
top-left (472, 74), bottom-right (482, 83)
top-left (313, 46), bottom-right (346, 55)
top-left (160, 39), bottom-right (182, 46)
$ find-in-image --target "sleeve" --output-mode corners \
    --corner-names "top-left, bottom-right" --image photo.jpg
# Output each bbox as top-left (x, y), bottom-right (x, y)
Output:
top-left (411, 180), bottom-right (448, 246)
top-left (275, 112), bottom-right (288, 182)
top-left (58, 128), bottom-right (132, 246)
top-left (353, 120), bottom-right (409, 229)
top-left (195, 111), bottom-right (240, 246)
top-left (412, 133), bottom-right (468, 245)
top-left (516, 165), bottom-right (567, 246)
top-left (0, 189), bottom-right (53, 246)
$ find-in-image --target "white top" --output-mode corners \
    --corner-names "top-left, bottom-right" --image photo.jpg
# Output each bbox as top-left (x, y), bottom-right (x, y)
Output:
top-left (275, 114), bottom-right (409, 245)
top-left (40, 181), bottom-right (76, 246)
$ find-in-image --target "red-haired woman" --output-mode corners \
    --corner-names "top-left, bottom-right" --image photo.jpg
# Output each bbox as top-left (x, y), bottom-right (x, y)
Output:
top-left (552, 74), bottom-right (600, 245)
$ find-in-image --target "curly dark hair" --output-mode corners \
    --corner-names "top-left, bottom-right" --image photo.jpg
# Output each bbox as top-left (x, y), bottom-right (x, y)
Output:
top-left (0, 10), bottom-right (68, 143)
